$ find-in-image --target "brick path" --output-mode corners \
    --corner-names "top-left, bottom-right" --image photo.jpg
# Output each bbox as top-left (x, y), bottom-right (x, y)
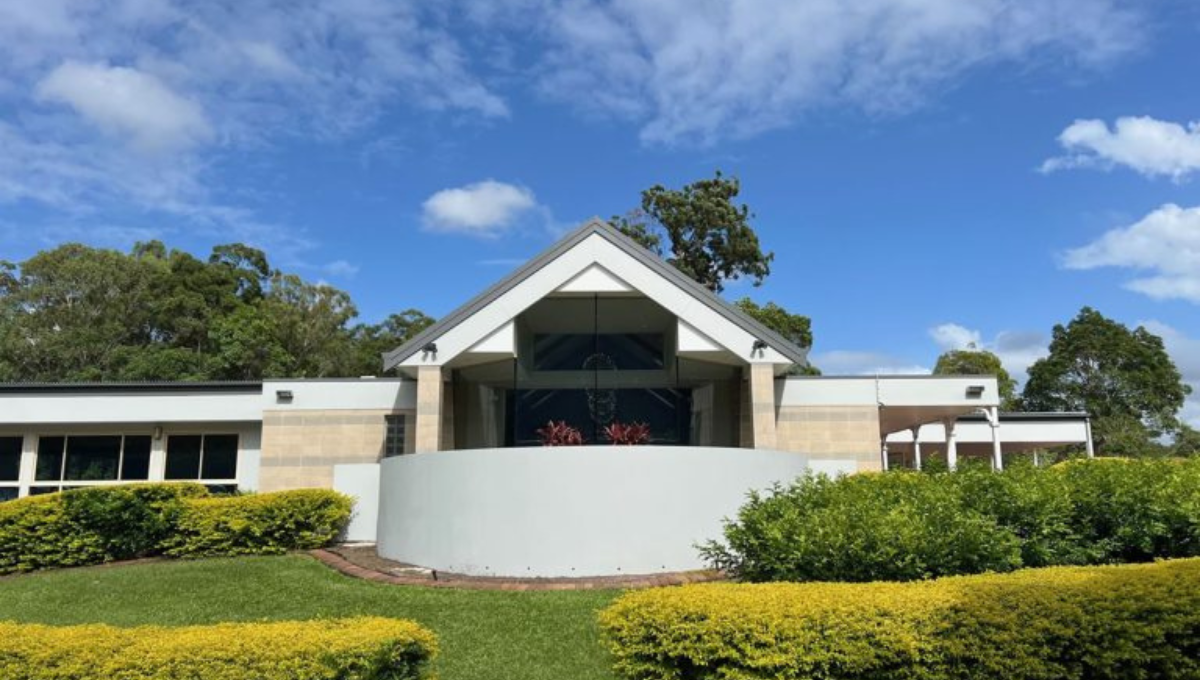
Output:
top-left (308, 548), bottom-right (726, 591)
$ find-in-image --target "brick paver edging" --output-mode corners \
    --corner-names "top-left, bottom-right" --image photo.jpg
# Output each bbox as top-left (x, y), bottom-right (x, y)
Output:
top-left (308, 549), bottom-right (726, 591)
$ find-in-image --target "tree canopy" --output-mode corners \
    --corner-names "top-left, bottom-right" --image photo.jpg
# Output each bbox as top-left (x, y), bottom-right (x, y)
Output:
top-left (612, 171), bottom-right (773, 293)
top-left (614, 172), bottom-right (818, 372)
top-left (933, 347), bottom-right (1018, 409)
top-left (1022, 307), bottom-right (1191, 454)
top-left (0, 242), bottom-right (432, 382)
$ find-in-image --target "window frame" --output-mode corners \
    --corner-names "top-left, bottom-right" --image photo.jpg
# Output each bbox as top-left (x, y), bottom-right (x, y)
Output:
top-left (164, 432), bottom-right (241, 485)
top-left (29, 433), bottom-right (154, 493)
top-left (384, 414), bottom-right (406, 458)
top-left (0, 435), bottom-right (21, 500)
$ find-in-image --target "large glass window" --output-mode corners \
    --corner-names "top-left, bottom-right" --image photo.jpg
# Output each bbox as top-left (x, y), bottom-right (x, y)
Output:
top-left (0, 437), bottom-right (21, 481)
top-left (533, 333), bottom-right (665, 371)
top-left (32, 434), bottom-right (153, 490)
top-left (166, 434), bottom-right (239, 481)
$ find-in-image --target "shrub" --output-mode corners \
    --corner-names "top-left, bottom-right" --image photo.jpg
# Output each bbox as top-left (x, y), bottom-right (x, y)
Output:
top-left (704, 458), bottom-right (1200, 582)
top-left (0, 616), bottom-right (438, 680)
top-left (0, 483), bottom-right (207, 575)
top-left (161, 488), bottom-right (352, 557)
top-left (599, 558), bottom-right (1200, 680)
top-left (700, 472), bottom-right (1023, 582)
top-left (604, 422), bottom-right (651, 445)
top-left (537, 420), bottom-right (585, 446)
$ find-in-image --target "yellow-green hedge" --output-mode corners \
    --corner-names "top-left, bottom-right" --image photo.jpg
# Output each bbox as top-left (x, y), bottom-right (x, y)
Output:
top-left (0, 483), bottom-right (208, 575)
top-left (161, 488), bottom-right (353, 557)
top-left (0, 616), bottom-right (437, 680)
top-left (599, 558), bottom-right (1200, 680)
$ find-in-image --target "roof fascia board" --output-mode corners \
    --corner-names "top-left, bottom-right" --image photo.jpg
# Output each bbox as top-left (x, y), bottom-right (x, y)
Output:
top-left (384, 218), bottom-right (808, 369)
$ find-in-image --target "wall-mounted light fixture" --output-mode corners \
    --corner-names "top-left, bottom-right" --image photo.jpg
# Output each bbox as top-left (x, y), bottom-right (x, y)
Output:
top-left (421, 342), bottom-right (438, 357)
top-left (751, 339), bottom-right (769, 356)
top-left (965, 385), bottom-right (985, 398)
top-left (275, 389), bottom-right (294, 403)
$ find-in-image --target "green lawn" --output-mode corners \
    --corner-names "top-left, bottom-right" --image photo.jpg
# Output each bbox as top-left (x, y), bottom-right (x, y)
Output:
top-left (0, 555), bottom-right (620, 680)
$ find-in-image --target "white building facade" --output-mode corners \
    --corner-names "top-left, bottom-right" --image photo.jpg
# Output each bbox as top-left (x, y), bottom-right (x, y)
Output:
top-left (0, 219), bottom-right (1092, 576)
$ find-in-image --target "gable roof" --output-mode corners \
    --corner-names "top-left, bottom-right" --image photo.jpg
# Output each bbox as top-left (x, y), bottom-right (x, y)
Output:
top-left (382, 217), bottom-right (809, 370)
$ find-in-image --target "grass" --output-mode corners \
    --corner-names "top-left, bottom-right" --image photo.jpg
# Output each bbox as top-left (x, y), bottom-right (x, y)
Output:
top-left (0, 555), bottom-right (620, 680)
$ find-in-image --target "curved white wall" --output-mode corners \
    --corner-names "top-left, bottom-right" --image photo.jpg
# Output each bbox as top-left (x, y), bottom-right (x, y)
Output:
top-left (377, 446), bottom-right (853, 577)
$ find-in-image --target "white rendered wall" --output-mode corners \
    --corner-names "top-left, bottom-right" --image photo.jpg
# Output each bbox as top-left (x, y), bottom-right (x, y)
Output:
top-left (0, 391), bottom-right (262, 424)
top-left (333, 464), bottom-right (381, 542)
top-left (377, 446), bottom-right (854, 577)
top-left (263, 379), bottom-right (414, 411)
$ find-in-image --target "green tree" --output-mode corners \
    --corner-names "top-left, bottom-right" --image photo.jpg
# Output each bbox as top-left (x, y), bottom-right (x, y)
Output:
top-left (734, 297), bottom-right (820, 375)
top-left (0, 240), bottom-right (432, 381)
top-left (349, 309), bottom-right (436, 376)
top-left (934, 347), bottom-right (1019, 409)
top-left (615, 171), bottom-right (773, 293)
top-left (1022, 307), bottom-right (1191, 454)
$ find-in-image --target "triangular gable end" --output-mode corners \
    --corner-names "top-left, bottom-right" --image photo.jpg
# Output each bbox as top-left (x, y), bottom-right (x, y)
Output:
top-left (383, 219), bottom-right (806, 372)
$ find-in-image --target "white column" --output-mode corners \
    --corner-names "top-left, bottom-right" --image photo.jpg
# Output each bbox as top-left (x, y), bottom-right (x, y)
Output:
top-left (988, 407), bottom-right (1003, 471)
top-left (880, 440), bottom-right (890, 471)
top-left (1085, 418), bottom-right (1095, 458)
top-left (944, 418), bottom-right (958, 471)
top-left (17, 433), bottom-right (36, 498)
top-left (911, 426), bottom-right (922, 471)
top-left (149, 428), bottom-right (167, 481)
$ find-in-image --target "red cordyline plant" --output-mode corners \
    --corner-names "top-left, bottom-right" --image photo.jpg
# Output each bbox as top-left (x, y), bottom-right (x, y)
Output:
top-left (603, 421), bottom-right (651, 445)
top-left (537, 420), bottom-right (585, 446)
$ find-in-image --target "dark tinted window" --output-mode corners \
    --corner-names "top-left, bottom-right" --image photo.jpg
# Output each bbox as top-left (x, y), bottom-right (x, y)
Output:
top-left (0, 437), bottom-right (21, 481)
top-left (0, 487), bottom-right (17, 502)
top-left (201, 435), bottom-right (238, 479)
top-left (533, 333), bottom-right (665, 371)
top-left (121, 436), bottom-right (152, 480)
top-left (165, 435), bottom-right (202, 479)
top-left (35, 436), bottom-right (65, 481)
top-left (64, 435), bottom-right (122, 481)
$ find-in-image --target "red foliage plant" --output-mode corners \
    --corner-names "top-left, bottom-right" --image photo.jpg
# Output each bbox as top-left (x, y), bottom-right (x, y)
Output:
top-left (536, 420), bottom-right (585, 446)
top-left (604, 421), bottom-right (651, 445)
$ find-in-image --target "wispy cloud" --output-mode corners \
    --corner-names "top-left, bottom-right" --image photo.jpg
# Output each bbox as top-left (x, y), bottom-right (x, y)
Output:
top-left (517, 0), bottom-right (1143, 144)
top-left (1063, 204), bottom-right (1200, 304)
top-left (1042, 116), bottom-right (1200, 180)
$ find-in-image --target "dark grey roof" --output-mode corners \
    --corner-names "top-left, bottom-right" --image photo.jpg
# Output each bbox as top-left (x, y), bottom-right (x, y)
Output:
top-left (0, 381), bottom-right (262, 394)
top-left (382, 217), bottom-right (810, 370)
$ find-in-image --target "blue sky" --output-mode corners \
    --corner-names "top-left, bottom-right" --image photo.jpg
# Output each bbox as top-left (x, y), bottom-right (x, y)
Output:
top-left (1, 0), bottom-right (1198, 424)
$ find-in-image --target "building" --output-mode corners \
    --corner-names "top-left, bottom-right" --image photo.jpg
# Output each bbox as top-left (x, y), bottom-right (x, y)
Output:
top-left (0, 219), bottom-right (1092, 576)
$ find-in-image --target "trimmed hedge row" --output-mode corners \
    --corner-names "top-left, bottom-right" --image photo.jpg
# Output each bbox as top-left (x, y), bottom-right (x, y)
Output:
top-left (599, 558), bottom-right (1200, 680)
top-left (0, 484), bottom-right (351, 574)
top-left (0, 617), bottom-right (437, 680)
top-left (702, 458), bottom-right (1200, 582)
top-left (162, 488), bottom-right (354, 557)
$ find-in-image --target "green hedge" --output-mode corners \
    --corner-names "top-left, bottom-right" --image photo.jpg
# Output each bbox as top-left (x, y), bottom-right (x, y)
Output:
top-left (600, 558), bottom-right (1200, 680)
top-left (161, 488), bottom-right (354, 557)
top-left (0, 483), bottom-right (207, 574)
top-left (702, 458), bottom-right (1200, 582)
top-left (0, 484), bottom-right (352, 574)
top-left (0, 617), bottom-right (437, 680)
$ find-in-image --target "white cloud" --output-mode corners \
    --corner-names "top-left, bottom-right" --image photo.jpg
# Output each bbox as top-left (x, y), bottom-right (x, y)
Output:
top-left (422, 180), bottom-right (539, 237)
top-left (0, 0), bottom-right (509, 258)
top-left (520, 0), bottom-right (1142, 144)
top-left (36, 60), bottom-right (212, 153)
top-left (810, 350), bottom-right (930, 376)
top-left (1063, 204), bottom-right (1200, 304)
top-left (930, 323), bottom-right (982, 351)
top-left (929, 322), bottom-right (1048, 382)
top-left (1140, 320), bottom-right (1200, 428)
top-left (1041, 116), bottom-right (1200, 180)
